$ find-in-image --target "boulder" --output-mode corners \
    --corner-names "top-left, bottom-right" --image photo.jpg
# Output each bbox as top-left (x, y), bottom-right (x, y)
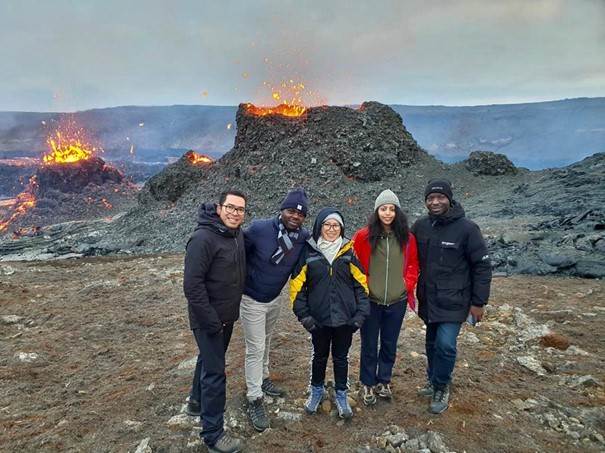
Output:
top-left (464, 151), bottom-right (517, 176)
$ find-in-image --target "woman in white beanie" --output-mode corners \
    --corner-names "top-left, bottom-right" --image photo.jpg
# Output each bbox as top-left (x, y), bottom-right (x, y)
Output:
top-left (352, 190), bottom-right (419, 406)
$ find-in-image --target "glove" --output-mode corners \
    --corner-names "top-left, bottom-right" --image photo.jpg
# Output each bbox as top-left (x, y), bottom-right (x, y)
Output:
top-left (349, 319), bottom-right (363, 333)
top-left (300, 316), bottom-right (318, 333)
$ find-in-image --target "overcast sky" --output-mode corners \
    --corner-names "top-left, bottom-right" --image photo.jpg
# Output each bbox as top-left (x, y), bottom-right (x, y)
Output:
top-left (1, 0), bottom-right (604, 112)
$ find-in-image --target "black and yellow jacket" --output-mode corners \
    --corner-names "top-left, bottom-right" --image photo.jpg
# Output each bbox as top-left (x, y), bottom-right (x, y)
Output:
top-left (290, 207), bottom-right (370, 328)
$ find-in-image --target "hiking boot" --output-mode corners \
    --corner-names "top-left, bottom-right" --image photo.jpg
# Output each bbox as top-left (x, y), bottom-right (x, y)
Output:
top-left (304, 384), bottom-right (325, 414)
top-left (185, 397), bottom-right (201, 417)
top-left (430, 386), bottom-right (450, 414)
top-left (262, 378), bottom-right (286, 397)
top-left (375, 383), bottom-right (392, 400)
top-left (247, 397), bottom-right (270, 432)
top-left (334, 389), bottom-right (353, 419)
top-left (418, 380), bottom-right (434, 397)
top-left (359, 385), bottom-right (376, 406)
top-left (207, 432), bottom-right (243, 453)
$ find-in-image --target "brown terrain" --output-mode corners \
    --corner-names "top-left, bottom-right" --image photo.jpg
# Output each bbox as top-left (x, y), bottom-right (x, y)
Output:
top-left (1, 254), bottom-right (604, 452)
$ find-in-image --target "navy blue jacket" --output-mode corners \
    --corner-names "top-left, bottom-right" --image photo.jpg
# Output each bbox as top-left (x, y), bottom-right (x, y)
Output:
top-left (244, 217), bottom-right (309, 302)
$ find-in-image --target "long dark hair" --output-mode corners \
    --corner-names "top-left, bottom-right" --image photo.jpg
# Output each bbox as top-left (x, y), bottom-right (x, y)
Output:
top-left (368, 206), bottom-right (409, 250)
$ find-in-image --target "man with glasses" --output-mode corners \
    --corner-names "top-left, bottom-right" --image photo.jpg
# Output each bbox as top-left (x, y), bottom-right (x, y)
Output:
top-left (184, 190), bottom-right (247, 453)
top-left (241, 188), bottom-right (310, 432)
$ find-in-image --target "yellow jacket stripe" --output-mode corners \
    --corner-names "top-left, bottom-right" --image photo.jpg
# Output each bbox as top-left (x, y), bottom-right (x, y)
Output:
top-left (349, 262), bottom-right (369, 295)
top-left (290, 263), bottom-right (308, 307)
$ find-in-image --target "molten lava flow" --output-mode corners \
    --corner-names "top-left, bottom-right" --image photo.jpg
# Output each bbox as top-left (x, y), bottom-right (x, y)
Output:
top-left (42, 119), bottom-right (98, 165)
top-left (0, 176), bottom-right (38, 234)
top-left (185, 150), bottom-right (213, 165)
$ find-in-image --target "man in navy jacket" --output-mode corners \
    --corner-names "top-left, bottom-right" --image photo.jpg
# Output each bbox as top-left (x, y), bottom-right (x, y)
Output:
top-left (241, 188), bottom-right (310, 432)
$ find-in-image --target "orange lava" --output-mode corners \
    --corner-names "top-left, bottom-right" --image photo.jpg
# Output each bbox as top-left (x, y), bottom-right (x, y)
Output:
top-left (0, 176), bottom-right (38, 234)
top-left (244, 103), bottom-right (306, 117)
top-left (42, 118), bottom-right (98, 165)
top-left (185, 150), bottom-right (213, 165)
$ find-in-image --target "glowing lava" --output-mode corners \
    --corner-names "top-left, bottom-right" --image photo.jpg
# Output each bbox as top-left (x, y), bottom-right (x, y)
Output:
top-left (0, 176), bottom-right (38, 234)
top-left (42, 119), bottom-right (98, 165)
top-left (185, 150), bottom-right (213, 165)
top-left (245, 79), bottom-right (310, 117)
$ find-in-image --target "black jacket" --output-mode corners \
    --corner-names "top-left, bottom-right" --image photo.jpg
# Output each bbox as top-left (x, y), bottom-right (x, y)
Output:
top-left (183, 203), bottom-right (246, 332)
top-left (411, 201), bottom-right (492, 323)
top-left (290, 208), bottom-right (370, 328)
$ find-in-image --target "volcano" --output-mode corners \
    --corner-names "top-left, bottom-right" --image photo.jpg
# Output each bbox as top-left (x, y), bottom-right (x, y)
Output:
top-left (0, 122), bottom-right (137, 235)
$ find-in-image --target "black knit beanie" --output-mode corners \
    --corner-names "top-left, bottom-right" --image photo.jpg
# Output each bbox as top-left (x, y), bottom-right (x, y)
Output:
top-left (280, 188), bottom-right (309, 215)
top-left (424, 179), bottom-right (453, 202)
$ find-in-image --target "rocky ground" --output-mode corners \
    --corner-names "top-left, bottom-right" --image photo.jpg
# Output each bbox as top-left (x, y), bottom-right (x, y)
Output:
top-left (1, 255), bottom-right (604, 452)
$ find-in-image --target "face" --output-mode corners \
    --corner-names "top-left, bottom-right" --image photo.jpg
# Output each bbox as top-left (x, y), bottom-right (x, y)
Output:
top-left (216, 194), bottom-right (246, 229)
top-left (321, 220), bottom-right (341, 242)
top-left (377, 204), bottom-right (396, 227)
top-left (281, 208), bottom-right (306, 231)
top-left (425, 193), bottom-right (451, 216)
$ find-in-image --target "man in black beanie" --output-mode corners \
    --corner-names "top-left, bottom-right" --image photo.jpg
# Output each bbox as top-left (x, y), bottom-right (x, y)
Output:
top-left (240, 188), bottom-right (310, 431)
top-left (411, 179), bottom-right (492, 414)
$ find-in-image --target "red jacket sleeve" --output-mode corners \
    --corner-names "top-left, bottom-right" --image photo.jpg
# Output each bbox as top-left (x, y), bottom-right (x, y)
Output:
top-left (404, 232), bottom-right (420, 312)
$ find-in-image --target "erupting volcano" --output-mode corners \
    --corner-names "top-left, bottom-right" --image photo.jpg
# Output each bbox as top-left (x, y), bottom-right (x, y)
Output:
top-left (0, 118), bottom-right (137, 236)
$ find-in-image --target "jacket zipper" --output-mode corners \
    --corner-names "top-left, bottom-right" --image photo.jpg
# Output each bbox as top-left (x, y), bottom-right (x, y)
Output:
top-left (384, 234), bottom-right (389, 304)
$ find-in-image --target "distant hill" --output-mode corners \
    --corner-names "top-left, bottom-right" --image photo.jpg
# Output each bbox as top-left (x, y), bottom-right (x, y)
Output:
top-left (0, 98), bottom-right (603, 169)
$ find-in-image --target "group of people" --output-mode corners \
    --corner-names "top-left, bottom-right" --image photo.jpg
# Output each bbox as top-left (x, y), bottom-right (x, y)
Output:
top-left (183, 181), bottom-right (492, 453)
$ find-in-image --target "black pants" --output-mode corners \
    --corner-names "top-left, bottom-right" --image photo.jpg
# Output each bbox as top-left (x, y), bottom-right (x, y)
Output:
top-left (190, 324), bottom-right (233, 446)
top-left (310, 325), bottom-right (353, 391)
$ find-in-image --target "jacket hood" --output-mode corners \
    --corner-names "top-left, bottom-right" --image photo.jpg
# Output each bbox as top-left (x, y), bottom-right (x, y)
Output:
top-left (195, 202), bottom-right (238, 237)
top-left (430, 199), bottom-right (465, 225)
top-left (312, 207), bottom-right (345, 241)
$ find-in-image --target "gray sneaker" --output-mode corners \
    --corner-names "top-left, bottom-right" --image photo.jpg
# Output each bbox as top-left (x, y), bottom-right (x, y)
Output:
top-left (262, 378), bottom-right (286, 397)
top-left (430, 386), bottom-right (450, 414)
top-left (375, 383), bottom-right (392, 400)
top-left (418, 380), bottom-right (434, 397)
top-left (207, 433), bottom-right (243, 453)
top-left (359, 385), bottom-right (377, 406)
top-left (248, 397), bottom-right (270, 432)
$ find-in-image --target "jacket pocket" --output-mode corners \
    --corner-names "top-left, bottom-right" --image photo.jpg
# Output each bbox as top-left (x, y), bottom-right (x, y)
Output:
top-left (437, 241), bottom-right (461, 268)
top-left (435, 278), bottom-right (469, 310)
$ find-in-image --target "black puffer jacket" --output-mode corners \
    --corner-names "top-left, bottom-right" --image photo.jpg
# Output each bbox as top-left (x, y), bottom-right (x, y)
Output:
top-left (183, 203), bottom-right (246, 332)
top-left (411, 201), bottom-right (492, 323)
top-left (290, 207), bottom-right (370, 328)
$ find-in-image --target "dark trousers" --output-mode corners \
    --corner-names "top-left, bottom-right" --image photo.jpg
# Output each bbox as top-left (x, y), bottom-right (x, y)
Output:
top-left (425, 322), bottom-right (462, 391)
top-left (359, 300), bottom-right (406, 386)
top-left (310, 326), bottom-right (353, 391)
top-left (190, 324), bottom-right (233, 446)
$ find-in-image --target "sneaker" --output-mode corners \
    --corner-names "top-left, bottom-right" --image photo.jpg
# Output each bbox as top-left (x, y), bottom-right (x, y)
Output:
top-left (247, 397), bottom-right (270, 432)
top-left (430, 386), bottom-right (450, 414)
top-left (375, 383), bottom-right (392, 400)
top-left (186, 397), bottom-right (201, 417)
top-left (304, 385), bottom-right (325, 414)
top-left (417, 380), bottom-right (434, 397)
top-left (359, 385), bottom-right (377, 406)
top-left (334, 389), bottom-right (353, 419)
top-left (207, 433), bottom-right (243, 453)
top-left (262, 378), bottom-right (286, 397)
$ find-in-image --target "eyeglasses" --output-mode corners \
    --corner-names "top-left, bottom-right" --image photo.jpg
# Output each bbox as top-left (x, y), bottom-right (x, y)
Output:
top-left (221, 204), bottom-right (246, 215)
top-left (322, 223), bottom-right (341, 231)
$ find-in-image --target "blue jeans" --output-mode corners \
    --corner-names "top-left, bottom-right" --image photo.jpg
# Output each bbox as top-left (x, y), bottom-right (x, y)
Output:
top-left (359, 300), bottom-right (406, 386)
top-left (425, 322), bottom-right (462, 391)
top-left (190, 324), bottom-right (233, 447)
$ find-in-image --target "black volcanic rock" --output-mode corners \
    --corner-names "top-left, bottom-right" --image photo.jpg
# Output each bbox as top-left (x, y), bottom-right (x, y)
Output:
top-left (464, 151), bottom-right (517, 176)
top-left (139, 151), bottom-right (213, 203)
top-left (228, 101), bottom-right (425, 182)
top-left (35, 157), bottom-right (124, 195)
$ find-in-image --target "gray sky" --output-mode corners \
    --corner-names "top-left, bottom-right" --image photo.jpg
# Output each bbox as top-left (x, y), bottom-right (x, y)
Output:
top-left (1, 0), bottom-right (604, 111)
